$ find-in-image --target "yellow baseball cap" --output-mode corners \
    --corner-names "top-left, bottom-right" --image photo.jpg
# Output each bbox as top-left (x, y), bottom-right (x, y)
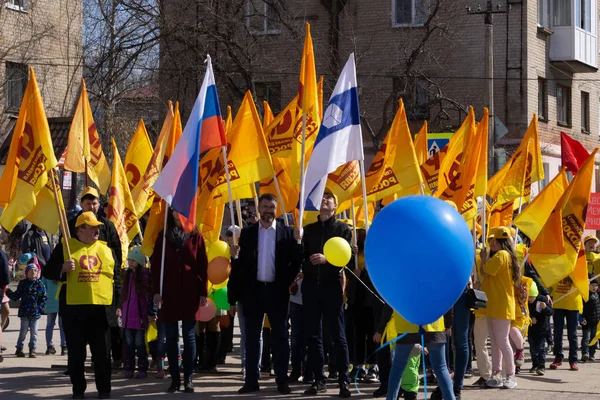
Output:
top-left (488, 226), bottom-right (511, 240)
top-left (75, 211), bottom-right (104, 227)
top-left (81, 186), bottom-right (99, 200)
top-left (584, 234), bottom-right (599, 244)
top-left (444, 200), bottom-right (458, 211)
top-left (323, 187), bottom-right (338, 205)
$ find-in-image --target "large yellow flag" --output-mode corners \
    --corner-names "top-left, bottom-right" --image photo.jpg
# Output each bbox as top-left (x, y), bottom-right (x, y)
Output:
top-left (25, 175), bottom-right (65, 234)
top-left (494, 139), bottom-right (533, 206)
top-left (357, 99), bottom-right (423, 205)
top-left (131, 103), bottom-right (174, 217)
top-left (263, 101), bottom-right (274, 128)
top-left (200, 205), bottom-right (224, 246)
top-left (420, 146), bottom-right (447, 194)
top-left (140, 103), bottom-right (183, 256)
top-left (259, 158), bottom-right (298, 216)
top-left (124, 120), bottom-right (153, 192)
top-left (0, 68), bottom-right (58, 232)
top-left (107, 139), bottom-right (140, 266)
top-left (529, 149), bottom-right (597, 289)
top-left (265, 96), bottom-right (298, 158)
top-left (488, 115), bottom-right (544, 199)
top-left (291, 22), bottom-right (320, 183)
top-left (435, 107), bottom-right (476, 206)
top-left (414, 121), bottom-right (428, 165)
top-left (513, 168), bottom-right (569, 240)
top-left (327, 161), bottom-right (361, 212)
top-left (488, 201), bottom-right (515, 229)
top-left (64, 79), bottom-right (111, 193)
top-left (224, 105), bottom-right (233, 132)
top-left (571, 244), bottom-right (590, 301)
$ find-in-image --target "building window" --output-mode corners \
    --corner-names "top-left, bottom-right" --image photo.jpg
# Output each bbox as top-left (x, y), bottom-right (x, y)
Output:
top-left (581, 91), bottom-right (590, 133)
top-left (556, 84), bottom-right (571, 126)
top-left (538, 78), bottom-right (547, 120)
top-left (4, 0), bottom-right (28, 12)
top-left (537, 0), bottom-right (549, 28)
top-left (553, 0), bottom-right (571, 26)
top-left (576, 0), bottom-right (592, 32)
top-left (392, 76), bottom-right (429, 120)
top-left (245, 0), bottom-right (280, 35)
top-left (254, 82), bottom-right (281, 115)
top-left (392, 0), bottom-right (428, 27)
top-left (5, 62), bottom-right (28, 113)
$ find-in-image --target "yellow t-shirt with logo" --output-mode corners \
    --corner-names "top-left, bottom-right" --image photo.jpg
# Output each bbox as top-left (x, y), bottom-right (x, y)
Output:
top-left (480, 250), bottom-right (516, 320)
top-left (64, 239), bottom-right (115, 306)
top-left (552, 279), bottom-right (583, 313)
top-left (586, 252), bottom-right (600, 275)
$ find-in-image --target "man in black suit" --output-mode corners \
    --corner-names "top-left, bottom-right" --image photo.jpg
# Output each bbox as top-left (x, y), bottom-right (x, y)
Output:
top-left (228, 193), bottom-right (301, 395)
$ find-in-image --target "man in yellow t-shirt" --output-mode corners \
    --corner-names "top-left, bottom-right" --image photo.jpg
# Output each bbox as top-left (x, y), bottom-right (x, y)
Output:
top-left (43, 211), bottom-right (120, 399)
top-left (584, 235), bottom-right (600, 275)
top-left (549, 277), bottom-right (582, 371)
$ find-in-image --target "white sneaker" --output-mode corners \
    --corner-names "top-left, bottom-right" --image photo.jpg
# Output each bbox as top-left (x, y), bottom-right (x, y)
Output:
top-left (485, 375), bottom-right (504, 388)
top-left (503, 376), bottom-right (518, 389)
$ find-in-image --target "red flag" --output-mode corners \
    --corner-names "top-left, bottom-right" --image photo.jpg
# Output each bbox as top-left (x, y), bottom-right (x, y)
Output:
top-left (561, 132), bottom-right (590, 174)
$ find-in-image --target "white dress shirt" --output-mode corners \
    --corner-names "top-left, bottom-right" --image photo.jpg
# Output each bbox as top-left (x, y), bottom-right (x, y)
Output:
top-left (257, 219), bottom-right (277, 282)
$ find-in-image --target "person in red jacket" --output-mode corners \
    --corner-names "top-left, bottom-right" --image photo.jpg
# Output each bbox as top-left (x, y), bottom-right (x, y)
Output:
top-left (151, 209), bottom-right (208, 394)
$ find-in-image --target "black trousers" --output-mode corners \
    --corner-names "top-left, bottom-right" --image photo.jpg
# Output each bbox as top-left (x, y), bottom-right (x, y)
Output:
top-left (353, 304), bottom-right (377, 365)
top-left (110, 327), bottom-right (123, 362)
top-left (243, 282), bottom-right (290, 385)
top-left (302, 280), bottom-right (350, 384)
top-left (62, 306), bottom-right (112, 396)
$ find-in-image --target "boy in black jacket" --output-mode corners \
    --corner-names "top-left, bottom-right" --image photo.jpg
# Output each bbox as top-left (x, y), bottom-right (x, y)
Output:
top-left (528, 285), bottom-right (554, 375)
top-left (581, 276), bottom-right (600, 362)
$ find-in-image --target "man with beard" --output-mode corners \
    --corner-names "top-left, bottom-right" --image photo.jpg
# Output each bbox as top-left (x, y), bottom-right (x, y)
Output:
top-left (228, 193), bottom-right (302, 395)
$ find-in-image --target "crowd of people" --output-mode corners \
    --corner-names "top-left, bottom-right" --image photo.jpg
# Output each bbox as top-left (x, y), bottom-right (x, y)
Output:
top-left (0, 186), bottom-right (599, 400)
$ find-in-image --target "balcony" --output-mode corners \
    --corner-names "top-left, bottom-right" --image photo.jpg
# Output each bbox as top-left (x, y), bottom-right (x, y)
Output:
top-left (550, 0), bottom-right (597, 73)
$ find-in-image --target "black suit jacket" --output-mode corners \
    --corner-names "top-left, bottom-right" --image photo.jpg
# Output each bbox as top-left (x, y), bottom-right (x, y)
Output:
top-left (228, 221), bottom-right (302, 312)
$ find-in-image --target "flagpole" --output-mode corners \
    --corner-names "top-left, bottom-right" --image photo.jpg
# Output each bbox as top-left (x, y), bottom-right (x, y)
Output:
top-left (221, 145), bottom-right (238, 245)
top-left (350, 198), bottom-right (359, 271)
top-left (235, 199), bottom-right (244, 229)
top-left (298, 112), bottom-right (308, 244)
top-left (514, 196), bottom-right (524, 239)
top-left (159, 200), bottom-right (168, 308)
top-left (479, 197), bottom-right (487, 287)
top-left (272, 173), bottom-right (289, 226)
top-left (358, 159), bottom-right (370, 231)
top-left (84, 156), bottom-right (89, 186)
top-left (51, 169), bottom-right (71, 257)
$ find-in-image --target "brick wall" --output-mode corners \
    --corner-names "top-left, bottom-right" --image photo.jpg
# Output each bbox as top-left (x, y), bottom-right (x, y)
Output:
top-left (0, 0), bottom-right (82, 119)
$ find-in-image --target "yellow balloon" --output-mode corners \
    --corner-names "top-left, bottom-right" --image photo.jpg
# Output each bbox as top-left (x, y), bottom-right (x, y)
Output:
top-left (207, 240), bottom-right (230, 262)
top-left (323, 237), bottom-right (352, 267)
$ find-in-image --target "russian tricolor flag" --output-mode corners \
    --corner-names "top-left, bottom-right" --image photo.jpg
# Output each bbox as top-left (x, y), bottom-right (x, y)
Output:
top-left (153, 55), bottom-right (226, 225)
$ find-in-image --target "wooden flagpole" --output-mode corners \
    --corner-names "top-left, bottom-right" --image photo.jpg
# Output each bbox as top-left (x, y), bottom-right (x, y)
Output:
top-left (51, 169), bottom-right (71, 257)
top-left (297, 113), bottom-right (308, 243)
top-left (221, 146), bottom-right (238, 246)
top-left (272, 173), bottom-right (289, 226)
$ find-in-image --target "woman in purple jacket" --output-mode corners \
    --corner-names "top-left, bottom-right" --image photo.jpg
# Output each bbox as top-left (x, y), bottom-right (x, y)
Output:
top-left (120, 247), bottom-right (155, 379)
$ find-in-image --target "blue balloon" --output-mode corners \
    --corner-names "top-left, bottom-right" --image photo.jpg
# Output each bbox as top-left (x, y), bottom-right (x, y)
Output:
top-left (365, 195), bottom-right (474, 326)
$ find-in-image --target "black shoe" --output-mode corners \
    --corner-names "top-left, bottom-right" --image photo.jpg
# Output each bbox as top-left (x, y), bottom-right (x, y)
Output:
top-left (72, 395), bottom-right (84, 399)
top-left (429, 387), bottom-right (442, 400)
top-left (167, 378), bottom-right (181, 393)
top-left (184, 377), bottom-right (194, 393)
top-left (453, 387), bottom-right (462, 400)
top-left (303, 376), bottom-right (315, 385)
top-left (472, 377), bottom-right (487, 386)
top-left (288, 373), bottom-right (301, 383)
top-left (304, 381), bottom-right (327, 395)
top-left (536, 367), bottom-right (545, 376)
top-left (372, 385), bottom-right (387, 397)
top-left (98, 393), bottom-right (110, 399)
top-left (238, 384), bottom-right (260, 394)
top-left (529, 366), bottom-right (537, 373)
top-left (278, 383), bottom-right (292, 395)
top-left (328, 371), bottom-right (339, 382)
top-left (339, 383), bottom-right (351, 398)
top-left (15, 348), bottom-right (25, 357)
top-left (46, 345), bottom-right (56, 355)
top-left (404, 391), bottom-right (417, 400)
top-left (61, 346), bottom-right (68, 356)
top-left (515, 366), bottom-right (521, 375)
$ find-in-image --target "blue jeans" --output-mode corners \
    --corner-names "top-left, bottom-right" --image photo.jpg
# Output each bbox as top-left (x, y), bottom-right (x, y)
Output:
top-left (529, 329), bottom-right (547, 368)
top-left (581, 325), bottom-right (597, 357)
top-left (17, 316), bottom-right (40, 350)
top-left (237, 303), bottom-right (262, 380)
top-left (46, 312), bottom-right (66, 347)
top-left (386, 342), bottom-right (455, 400)
top-left (154, 320), bottom-right (167, 360)
top-left (553, 309), bottom-right (578, 364)
top-left (124, 328), bottom-right (148, 371)
top-left (165, 320), bottom-right (196, 379)
top-left (290, 302), bottom-right (306, 375)
top-left (452, 289), bottom-right (470, 389)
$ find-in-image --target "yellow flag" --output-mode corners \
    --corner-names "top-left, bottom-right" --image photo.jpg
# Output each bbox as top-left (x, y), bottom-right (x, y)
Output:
top-left (64, 79), bottom-right (111, 193)
top-left (488, 115), bottom-right (544, 199)
top-left (488, 201), bottom-right (515, 229)
top-left (265, 96), bottom-right (298, 158)
top-left (107, 139), bottom-right (140, 266)
top-left (263, 101), bottom-right (274, 128)
top-left (200, 205), bottom-right (224, 246)
top-left (413, 121), bottom-right (428, 165)
top-left (327, 161), bottom-right (361, 211)
top-left (25, 173), bottom-right (65, 234)
top-left (571, 245), bottom-right (590, 302)
top-left (291, 22), bottom-right (321, 184)
top-left (0, 68), bottom-right (58, 232)
top-left (259, 157), bottom-right (298, 216)
top-left (435, 107), bottom-right (476, 206)
top-left (420, 145), bottom-right (447, 194)
top-left (131, 103), bottom-right (174, 217)
top-left (354, 202), bottom-right (375, 229)
top-left (529, 149), bottom-right (597, 289)
top-left (358, 99), bottom-right (422, 205)
top-left (494, 139), bottom-right (533, 205)
top-left (513, 169), bottom-right (569, 241)
top-left (317, 76), bottom-right (324, 120)
top-left (124, 120), bottom-right (153, 193)
top-left (224, 105), bottom-right (233, 133)
top-left (139, 103), bottom-right (183, 257)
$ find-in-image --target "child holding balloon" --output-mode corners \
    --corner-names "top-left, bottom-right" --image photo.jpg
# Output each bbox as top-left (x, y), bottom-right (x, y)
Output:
top-left (120, 247), bottom-right (155, 379)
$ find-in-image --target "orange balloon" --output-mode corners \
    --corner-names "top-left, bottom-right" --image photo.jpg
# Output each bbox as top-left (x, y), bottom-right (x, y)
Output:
top-left (207, 257), bottom-right (231, 285)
